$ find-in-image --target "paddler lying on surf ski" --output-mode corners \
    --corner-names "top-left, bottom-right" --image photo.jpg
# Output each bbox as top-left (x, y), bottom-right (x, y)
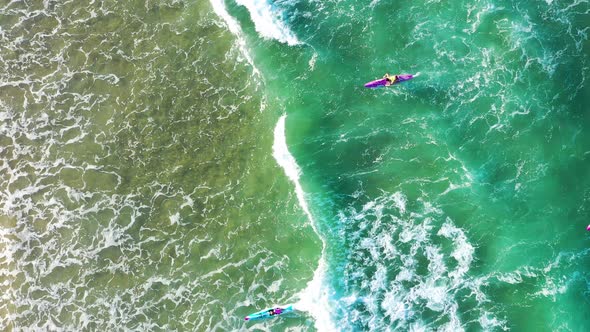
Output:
top-left (268, 308), bottom-right (283, 315)
top-left (244, 305), bottom-right (294, 321)
top-left (384, 73), bottom-right (398, 86)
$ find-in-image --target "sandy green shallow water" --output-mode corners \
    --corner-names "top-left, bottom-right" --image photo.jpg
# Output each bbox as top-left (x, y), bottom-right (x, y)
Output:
top-left (1, 0), bottom-right (589, 331)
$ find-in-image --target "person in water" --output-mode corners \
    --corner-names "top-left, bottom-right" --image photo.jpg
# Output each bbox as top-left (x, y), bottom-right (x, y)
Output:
top-left (384, 73), bottom-right (398, 86)
top-left (268, 308), bottom-right (283, 316)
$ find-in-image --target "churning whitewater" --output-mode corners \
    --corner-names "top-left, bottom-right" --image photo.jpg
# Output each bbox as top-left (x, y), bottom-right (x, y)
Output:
top-left (1, 0), bottom-right (589, 331)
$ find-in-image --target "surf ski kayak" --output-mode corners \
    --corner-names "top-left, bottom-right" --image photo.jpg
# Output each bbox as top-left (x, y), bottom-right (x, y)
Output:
top-left (364, 74), bottom-right (414, 88)
top-left (244, 305), bottom-right (294, 321)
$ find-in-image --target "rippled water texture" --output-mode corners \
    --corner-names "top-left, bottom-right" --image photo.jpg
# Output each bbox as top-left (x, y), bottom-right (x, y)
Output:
top-left (1, 0), bottom-right (589, 331)
top-left (0, 1), bottom-right (319, 330)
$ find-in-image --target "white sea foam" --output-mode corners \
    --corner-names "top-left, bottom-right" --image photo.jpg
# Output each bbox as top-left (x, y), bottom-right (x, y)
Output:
top-left (272, 115), bottom-right (312, 223)
top-left (235, 0), bottom-right (301, 46)
top-left (308, 52), bottom-right (318, 71)
top-left (209, 0), bottom-right (261, 77)
top-left (438, 219), bottom-right (474, 283)
top-left (272, 114), bottom-right (336, 331)
top-left (334, 192), bottom-right (507, 330)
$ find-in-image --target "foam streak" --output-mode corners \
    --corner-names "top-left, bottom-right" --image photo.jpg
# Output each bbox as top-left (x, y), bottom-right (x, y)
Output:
top-left (209, 0), bottom-right (261, 76)
top-left (236, 0), bottom-right (301, 46)
top-left (272, 115), bottom-right (336, 331)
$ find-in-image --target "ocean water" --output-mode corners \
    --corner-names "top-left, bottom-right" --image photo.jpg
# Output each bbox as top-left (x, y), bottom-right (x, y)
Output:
top-left (1, 0), bottom-right (589, 331)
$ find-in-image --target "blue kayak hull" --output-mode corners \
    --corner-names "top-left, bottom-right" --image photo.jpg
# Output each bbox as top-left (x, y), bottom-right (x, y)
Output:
top-left (245, 305), bottom-right (294, 321)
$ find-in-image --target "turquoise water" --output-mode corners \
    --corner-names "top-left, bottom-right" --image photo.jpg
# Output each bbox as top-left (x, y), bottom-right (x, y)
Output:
top-left (1, 0), bottom-right (589, 330)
